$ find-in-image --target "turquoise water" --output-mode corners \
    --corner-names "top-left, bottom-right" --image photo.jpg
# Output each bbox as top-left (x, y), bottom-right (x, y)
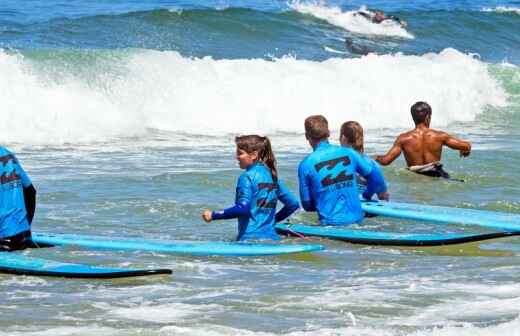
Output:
top-left (1, 0), bottom-right (520, 335)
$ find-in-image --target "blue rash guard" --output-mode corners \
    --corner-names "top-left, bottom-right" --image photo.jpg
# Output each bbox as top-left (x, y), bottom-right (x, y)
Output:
top-left (212, 162), bottom-right (299, 241)
top-left (298, 141), bottom-right (373, 225)
top-left (356, 154), bottom-right (388, 200)
top-left (0, 147), bottom-right (32, 239)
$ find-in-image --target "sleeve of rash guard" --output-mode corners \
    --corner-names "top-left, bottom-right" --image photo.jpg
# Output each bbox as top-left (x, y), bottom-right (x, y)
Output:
top-left (9, 152), bottom-right (32, 187)
top-left (298, 161), bottom-right (316, 212)
top-left (362, 160), bottom-right (388, 200)
top-left (353, 151), bottom-right (373, 178)
top-left (275, 180), bottom-right (299, 223)
top-left (211, 174), bottom-right (252, 220)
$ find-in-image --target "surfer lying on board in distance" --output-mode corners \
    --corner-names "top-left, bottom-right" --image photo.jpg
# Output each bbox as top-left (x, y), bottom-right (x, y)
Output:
top-left (0, 145), bottom-right (37, 251)
top-left (345, 38), bottom-right (371, 56)
top-left (340, 121), bottom-right (389, 200)
top-left (298, 115), bottom-right (382, 226)
top-left (374, 101), bottom-right (471, 180)
top-left (354, 9), bottom-right (407, 27)
top-left (202, 135), bottom-right (299, 241)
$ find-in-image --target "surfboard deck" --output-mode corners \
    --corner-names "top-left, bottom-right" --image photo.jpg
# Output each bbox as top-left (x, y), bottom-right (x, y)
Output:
top-left (31, 233), bottom-right (324, 256)
top-left (275, 223), bottom-right (519, 246)
top-left (0, 253), bottom-right (172, 278)
top-left (361, 200), bottom-right (520, 231)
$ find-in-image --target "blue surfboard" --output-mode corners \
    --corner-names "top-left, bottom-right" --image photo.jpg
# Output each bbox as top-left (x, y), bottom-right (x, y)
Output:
top-left (275, 223), bottom-right (519, 246)
top-left (0, 253), bottom-right (171, 278)
top-left (31, 233), bottom-right (324, 256)
top-left (361, 201), bottom-right (520, 231)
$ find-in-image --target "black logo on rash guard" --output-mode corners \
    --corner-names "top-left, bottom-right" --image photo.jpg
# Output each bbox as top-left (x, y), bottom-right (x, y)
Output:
top-left (314, 156), bottom-right (352, 188)
top-left (256, 198), bottom-right (277, 209)
top-left (0, 154), bottom-right (16, 167)
top-left (0, 171), bottom-right (21, 185)
top-left (321, 171), bottom-right (353, 187)
top-left (258, 183), bottom-right (278, 192)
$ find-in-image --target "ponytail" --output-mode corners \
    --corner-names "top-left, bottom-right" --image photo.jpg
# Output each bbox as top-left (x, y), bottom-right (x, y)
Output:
top-left (260, 137), bottom-right (278, 182)
top-left (235, 135), bottom-right (278, 181)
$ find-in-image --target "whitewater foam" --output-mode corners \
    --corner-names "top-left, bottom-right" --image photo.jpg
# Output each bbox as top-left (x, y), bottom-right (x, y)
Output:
top-left (0, 48), bottom-right (507, 145)
top-left (481, 6), bottom-right (520, 15)
top-left (288, 2), bottom-right (414, 39)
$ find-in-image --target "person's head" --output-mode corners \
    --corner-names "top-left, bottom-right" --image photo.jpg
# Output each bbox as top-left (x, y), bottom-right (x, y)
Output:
top-left (235, 135), bottom-right (278, 181)
top-left (345, 38), bottom-right (353, 47)
top-left (374, 11), bottom-right (385, 23)
top-left (411, 101), bottom-right (432, 126)
top-left (304, 115), bottom-right (330, 147)
top-left (340, 121), bottom-right (364, 153)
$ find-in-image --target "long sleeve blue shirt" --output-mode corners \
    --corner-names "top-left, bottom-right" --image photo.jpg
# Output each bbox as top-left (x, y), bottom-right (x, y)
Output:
top-left (212, 162), bottom-right (299, 241)
top-left (298, 141), bottom-right (373, 225)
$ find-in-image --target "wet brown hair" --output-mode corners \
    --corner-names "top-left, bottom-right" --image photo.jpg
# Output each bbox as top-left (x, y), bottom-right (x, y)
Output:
top-left (411, 101), bottom-right (432, 125)
top-left (340, 121), bottom-right (364, 153)
top-left (235, 135), bottom-right (278, 181)
top-left (304, 115), bottom-right (330, 141)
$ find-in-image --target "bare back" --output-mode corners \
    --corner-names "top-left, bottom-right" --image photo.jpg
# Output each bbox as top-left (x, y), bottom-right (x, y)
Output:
top-left (375, 125), bottom-right (471, 167)
top-left (398, 128), bottom-right (447, 166)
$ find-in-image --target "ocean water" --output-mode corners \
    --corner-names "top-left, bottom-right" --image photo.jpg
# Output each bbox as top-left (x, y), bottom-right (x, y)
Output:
top-left (1, 0), bottom-right (520, 334)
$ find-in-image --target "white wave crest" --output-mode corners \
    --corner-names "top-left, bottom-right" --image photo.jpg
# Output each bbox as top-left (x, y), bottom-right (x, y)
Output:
top-left (481, 6), bottom-right (520, 14)
top-left (0, 48), bottom-right (507, 145)
top-left (288, 1), bottom-right (414, 39)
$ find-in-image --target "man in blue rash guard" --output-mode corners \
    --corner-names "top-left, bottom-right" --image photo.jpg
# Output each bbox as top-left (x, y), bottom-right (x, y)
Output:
top-left (0, 146), bottom-right (37, 251)
top-left (339, 121), bottom-right (389, 201)
top-left (298, 115), bottom-right (379, 225)
top-left (202, 135), bottom-right (299, 241)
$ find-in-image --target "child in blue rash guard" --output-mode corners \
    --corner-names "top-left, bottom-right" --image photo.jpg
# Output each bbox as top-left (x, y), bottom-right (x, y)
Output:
top-left (298, 115), bottom-right (380, 226)
top-left (340, 121), bottom-right (389, 201)
top-left (0, 146), bottom-right (37, 251)
top-left (202, 135), bottom-right (299, 241)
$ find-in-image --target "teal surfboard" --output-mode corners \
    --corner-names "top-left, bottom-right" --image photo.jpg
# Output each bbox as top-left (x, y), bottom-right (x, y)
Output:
top-left (31, 233), bottom-right (324, 256)
top-left (361, 201), bottom-right (520, 231)
top-left (0, 253), bottom-right (171, 278)
top-left (275, 223), bottom-right (519, 246)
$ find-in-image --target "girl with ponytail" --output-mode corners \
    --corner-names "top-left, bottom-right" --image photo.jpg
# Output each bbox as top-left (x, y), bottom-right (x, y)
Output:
top-left (202, 135), bottom-right (299, 241)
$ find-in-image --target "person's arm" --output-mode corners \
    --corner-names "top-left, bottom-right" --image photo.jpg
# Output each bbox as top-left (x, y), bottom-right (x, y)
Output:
top-left (298, 162), bottom-right (316, 212)
top-left (444, 133), bottom-right (471, 157)
top-left (23, 185), bottom-right (36, 224)
top-left (374, 137), bottom-right (402, 166)
top-left (275, 180), bottom-right (299, 223)
top-left (202, 174), bottom-right (252, 222)
top-left (362, 160), bottom-right (388, 201)
top-left (14, 153), bottom-right (36, 225)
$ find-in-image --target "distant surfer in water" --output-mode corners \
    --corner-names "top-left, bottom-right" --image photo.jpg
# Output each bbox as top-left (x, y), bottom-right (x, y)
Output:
top-left (354, 9), bottom-right (407, 27)
top-left (202, 135), bottom-right (299, 241)
top-left (0, 146), bottom-right (36, 251)
top-left (374, 101), bottom-right (471, 180)
top-left (340, 121), bottom-right (389, 200)
top-left (345, 38), bottom-right (371, 56)
top-left (298, 115), bottom-right (381, 225)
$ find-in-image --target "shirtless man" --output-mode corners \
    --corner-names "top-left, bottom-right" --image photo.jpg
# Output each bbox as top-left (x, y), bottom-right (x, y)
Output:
top-left (374, 101), bottom-right (471, 179)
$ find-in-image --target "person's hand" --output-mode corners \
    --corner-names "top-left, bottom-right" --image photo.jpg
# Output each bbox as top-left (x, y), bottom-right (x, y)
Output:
top-left (202, 210), bottom-right (213, 223)
top-left (377, 191), bottom-right (390, 201)
top-left (460, 149), bottom-right (470, 158)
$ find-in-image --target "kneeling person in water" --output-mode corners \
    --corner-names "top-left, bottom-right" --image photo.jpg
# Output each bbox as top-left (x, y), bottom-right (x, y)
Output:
top-left (202, 135), bottom-right (299, 241)
top-left (340, 121), bottom-right (389, 201)
top-left (298, 115), bottom-right (380, 226)
top-left (0, 146), bottom-right (37, 251)
top-left (374, 101), bottom-right (471, 179)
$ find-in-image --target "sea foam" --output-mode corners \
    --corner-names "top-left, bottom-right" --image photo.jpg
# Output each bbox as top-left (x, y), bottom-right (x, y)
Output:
top-left (0, 48), bottom-right (507, 145)
top-left (288, 1), bottom-right (414, 39)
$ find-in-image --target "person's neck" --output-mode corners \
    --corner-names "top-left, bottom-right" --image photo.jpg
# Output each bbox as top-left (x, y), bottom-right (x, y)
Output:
top-left (414, 123), bottom-right (429, 130)
top-left (310, 138), bottom-right (328, 150)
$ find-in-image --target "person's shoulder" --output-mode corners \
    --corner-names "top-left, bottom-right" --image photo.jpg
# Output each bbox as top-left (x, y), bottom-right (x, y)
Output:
top-left (0, 146), bottom-right (11, 156)
top-left (426, 128), bottom-right (450, 139)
